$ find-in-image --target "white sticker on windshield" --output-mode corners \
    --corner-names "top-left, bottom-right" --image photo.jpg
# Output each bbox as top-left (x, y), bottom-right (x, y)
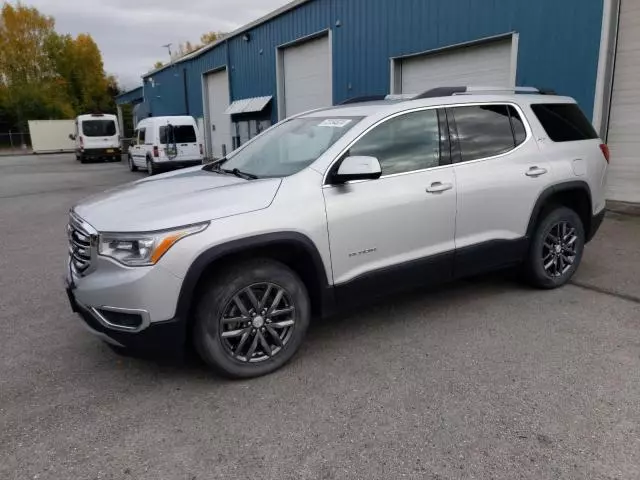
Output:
top-left (318, 119), bottom-right (353, 128)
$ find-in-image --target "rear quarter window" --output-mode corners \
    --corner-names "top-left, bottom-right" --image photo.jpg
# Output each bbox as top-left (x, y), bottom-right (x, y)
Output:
top-left (530, 103), bottom-right (598, 142)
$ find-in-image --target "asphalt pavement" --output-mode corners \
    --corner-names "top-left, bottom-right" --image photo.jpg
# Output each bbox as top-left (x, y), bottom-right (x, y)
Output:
top-left (1, 154), bottom-right (639, 480)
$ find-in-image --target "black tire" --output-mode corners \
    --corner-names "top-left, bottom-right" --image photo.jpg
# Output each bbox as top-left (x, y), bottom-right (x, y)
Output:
top-left (114, 155), bottom-right (122, 162)
top-left (128, 155), bottom-right (138, 172)
top-left (193, 259), bottom-right (311, 379)
top-left (80, 154), bottom-right (87, 164)
top-left (524, 206), bottom-right (585, 289)
top-left (146, 158), bottom-right (156, 176)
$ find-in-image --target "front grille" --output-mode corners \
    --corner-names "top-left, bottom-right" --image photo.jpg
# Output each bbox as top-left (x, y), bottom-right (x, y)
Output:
top-left (68, 213), bottom-right (95, 275)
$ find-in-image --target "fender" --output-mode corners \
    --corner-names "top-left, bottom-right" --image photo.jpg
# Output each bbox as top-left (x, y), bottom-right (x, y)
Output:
top-left (525, 180), bottom-right (593, 239)
top-left (174, 232), bottom-right (332, 322)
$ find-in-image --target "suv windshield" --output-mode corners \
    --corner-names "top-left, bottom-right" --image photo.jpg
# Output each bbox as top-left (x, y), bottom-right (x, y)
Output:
top-left (82, 119), bottom-right (116, 137)
top-left (218, 116), bottom-right (362, 178)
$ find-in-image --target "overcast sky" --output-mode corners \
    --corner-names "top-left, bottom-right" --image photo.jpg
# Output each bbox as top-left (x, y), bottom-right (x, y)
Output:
top-left (10, 0), bottom-right (292, 90)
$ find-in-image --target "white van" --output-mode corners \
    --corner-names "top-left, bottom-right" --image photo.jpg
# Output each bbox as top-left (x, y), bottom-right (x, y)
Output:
top-left (71, 114), bottom-right (121, 163)
top-left (128, 116), bottom-right (204, 175)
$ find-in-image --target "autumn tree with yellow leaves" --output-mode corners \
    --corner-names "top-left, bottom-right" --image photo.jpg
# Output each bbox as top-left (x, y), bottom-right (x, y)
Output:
top-left (0, 2), bottom-right (120, 131)
top-left (153, 31), bottom-right (226, 69)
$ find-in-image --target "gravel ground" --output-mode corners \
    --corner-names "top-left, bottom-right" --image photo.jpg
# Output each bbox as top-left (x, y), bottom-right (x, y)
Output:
top-left (1, 154), bottom-right (639, 480)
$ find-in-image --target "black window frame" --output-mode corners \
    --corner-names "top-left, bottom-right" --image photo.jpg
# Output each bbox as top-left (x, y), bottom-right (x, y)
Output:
top-left (447, 103), bottom-right (530, 164)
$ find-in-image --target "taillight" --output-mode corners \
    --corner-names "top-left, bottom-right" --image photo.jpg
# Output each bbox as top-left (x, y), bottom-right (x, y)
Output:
top-left (600, 144), bottom-right (610, 163)
top-left (153, 146), bottom-right (159, 158)
top-left (79, 137), bottom-right (84, 150)
top-left (199, 144), bottom-right (203, 155)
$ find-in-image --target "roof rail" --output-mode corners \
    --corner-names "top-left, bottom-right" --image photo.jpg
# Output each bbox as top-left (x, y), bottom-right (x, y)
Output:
top-left (339, 95), bottom-right (387, 105)
top-left (414, 86), bottom-right (556, 98)
top-left (414, 87), bottom-right (467, 99)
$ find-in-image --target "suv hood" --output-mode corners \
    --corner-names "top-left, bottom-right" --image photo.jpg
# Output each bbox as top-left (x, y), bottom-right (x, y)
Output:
top-left (74, 167), bottom-right (282, 232)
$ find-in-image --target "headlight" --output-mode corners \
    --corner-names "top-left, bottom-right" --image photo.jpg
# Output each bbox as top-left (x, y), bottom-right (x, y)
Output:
top-left (98, 223), bottom-right (208, 266)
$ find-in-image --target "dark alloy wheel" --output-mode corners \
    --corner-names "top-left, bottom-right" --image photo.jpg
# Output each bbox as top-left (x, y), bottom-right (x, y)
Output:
top-left (524, 206), bottom-right (585, 289)
top-left (219, 283), bottom-right (296, 363)
top-left (541, 221), bottom-right (579, 278)
top-left (194, 259), bottom-right (310, 378)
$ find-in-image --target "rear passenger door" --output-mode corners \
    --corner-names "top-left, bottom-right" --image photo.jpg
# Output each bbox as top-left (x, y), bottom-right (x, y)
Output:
top-left (448, 103), bottom-right (551, 276)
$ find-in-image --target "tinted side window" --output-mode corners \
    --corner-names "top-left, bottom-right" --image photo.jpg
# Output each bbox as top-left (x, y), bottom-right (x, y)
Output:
top-left (530, 103), bottom-right (598, 142)
top-left (452, 105), bottom-right (515, 162)
top-left (138, 128), bottom-right (146, 144)
top-left (349, 109), bottom-right (440, 175)
top-left (508, 106), bottom-right (527, 146)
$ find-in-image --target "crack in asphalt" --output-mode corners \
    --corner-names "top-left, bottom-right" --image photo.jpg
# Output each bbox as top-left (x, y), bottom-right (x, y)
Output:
top-left (570, 280), bottom-right (640, 305)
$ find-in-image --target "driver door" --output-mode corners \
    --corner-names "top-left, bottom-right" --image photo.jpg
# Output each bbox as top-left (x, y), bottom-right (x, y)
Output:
top-left (323, 108), bottom-right (457, 301)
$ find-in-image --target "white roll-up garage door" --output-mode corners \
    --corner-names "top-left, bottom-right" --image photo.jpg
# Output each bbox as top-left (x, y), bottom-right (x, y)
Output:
top-left (606, 1), bottom-right (640, 203)
top-left (398, 38), bottom-right (514, 94)
top-left (204, 69), bottom-right (231, 159)
top-left (281, 35), bottom-right (332, 118)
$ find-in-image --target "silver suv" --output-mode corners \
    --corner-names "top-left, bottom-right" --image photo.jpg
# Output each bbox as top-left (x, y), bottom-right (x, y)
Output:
top-left (65, 87), bottom-right (609, 378)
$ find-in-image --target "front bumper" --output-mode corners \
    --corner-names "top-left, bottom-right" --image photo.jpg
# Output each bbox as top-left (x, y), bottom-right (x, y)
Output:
top-left (65, 253), bottom-right (187, 354)
top-left (66, 279), bottom-right (186, 355)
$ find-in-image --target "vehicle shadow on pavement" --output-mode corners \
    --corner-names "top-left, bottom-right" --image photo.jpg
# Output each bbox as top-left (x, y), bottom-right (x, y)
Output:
top-left (95, 270), bottom-right (526, 382)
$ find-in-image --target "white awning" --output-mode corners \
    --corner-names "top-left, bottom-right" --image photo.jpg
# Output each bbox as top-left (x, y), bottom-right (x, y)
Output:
top-left (225, 96), bottom-right (272, 115)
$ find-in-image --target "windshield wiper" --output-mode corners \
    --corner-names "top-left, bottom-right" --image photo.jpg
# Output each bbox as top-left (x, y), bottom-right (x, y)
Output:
top-left (202, 157), bottom-right (227, 172)
top-left (222, 168), bottom-right (259, 180)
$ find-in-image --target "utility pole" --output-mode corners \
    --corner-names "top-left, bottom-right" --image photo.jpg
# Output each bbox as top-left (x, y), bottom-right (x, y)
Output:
top-left (162, 43), bottom-right (173, 62)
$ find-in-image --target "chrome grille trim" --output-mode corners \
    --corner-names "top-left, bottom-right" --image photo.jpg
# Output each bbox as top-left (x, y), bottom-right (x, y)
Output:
top-left (67, 211), bottom-right (98, 276)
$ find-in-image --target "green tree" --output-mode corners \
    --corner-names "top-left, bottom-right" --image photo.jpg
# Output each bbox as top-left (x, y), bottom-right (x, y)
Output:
top-left (0, 2), bottom-right (70, 129)
top-left (0, 2), bottom-right (119, 130)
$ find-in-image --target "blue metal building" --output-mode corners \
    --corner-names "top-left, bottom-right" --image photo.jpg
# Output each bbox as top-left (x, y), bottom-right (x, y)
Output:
top-left (116, 0), bottom-right (638, 203)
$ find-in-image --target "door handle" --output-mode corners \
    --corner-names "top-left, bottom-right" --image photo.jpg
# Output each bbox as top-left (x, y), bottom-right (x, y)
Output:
top-left (426, 182), bottom-right (453, 193)
top-left (526, 166), bottom-right (548, 178)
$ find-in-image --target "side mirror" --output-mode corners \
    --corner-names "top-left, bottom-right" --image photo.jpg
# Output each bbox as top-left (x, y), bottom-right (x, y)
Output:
top-left (333, 156), bottom-right (382, 184)
top-left (68, 134), bottom-right (76, 141)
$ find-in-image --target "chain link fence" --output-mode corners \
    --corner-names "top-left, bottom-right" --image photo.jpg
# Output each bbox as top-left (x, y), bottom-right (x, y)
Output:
top-left (0, 132), bottom-right (32, 154)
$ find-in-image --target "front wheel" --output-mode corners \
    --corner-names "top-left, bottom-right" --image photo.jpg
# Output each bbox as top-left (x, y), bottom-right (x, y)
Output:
top-left (524, 206), bottom-right (585, 289)
top-left (128, 155), bottom-right (138, 172)
top-left (193, 259), bottom-right (311, 379)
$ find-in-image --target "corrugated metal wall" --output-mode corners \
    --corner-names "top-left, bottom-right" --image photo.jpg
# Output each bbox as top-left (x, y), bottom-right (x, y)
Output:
top-left (141, 0), bottom-right (604, 121)
top-left (115, 86), bottom-right (143, 105)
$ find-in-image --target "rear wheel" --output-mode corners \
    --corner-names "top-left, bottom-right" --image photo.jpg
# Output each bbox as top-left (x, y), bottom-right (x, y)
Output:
top-left (524, 206), bottom-right (585, 289)
top-left (128, 155), bottom-right (138, 172)
top-left (193, 259), bottom-right (311, 379)
top-left (146, 158), bottom-right (156, 176)
top-left (79, 154), bottom-right (87, 164)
